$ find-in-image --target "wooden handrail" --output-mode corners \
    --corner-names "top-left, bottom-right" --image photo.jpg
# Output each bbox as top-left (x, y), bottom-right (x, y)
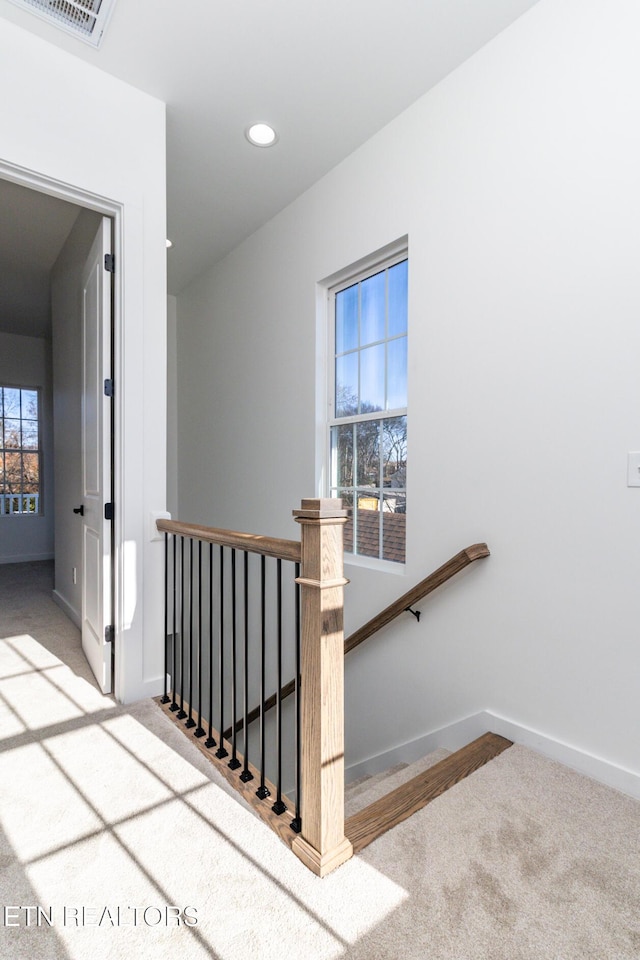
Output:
top-left (344, 542), bottom-right (490, 655)
top-left (223, 542), bottom-right (490, 739)
top-left (156, 518), bottom-right (301, 563)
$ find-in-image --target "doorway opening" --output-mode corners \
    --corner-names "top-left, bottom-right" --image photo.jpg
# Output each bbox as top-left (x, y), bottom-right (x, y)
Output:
top-left (0, 169), bottom-right (121, 696)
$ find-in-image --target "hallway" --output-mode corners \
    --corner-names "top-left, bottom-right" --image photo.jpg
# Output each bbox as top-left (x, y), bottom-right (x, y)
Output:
top-left (1, 563), bottom-right (639, 960)
top-left (0, 562), bottom-right (94, 688)
top-left (0, 563), bottom-right (408, 960)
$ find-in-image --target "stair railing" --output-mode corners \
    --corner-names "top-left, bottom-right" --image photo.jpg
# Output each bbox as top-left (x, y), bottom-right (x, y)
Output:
top-left (225, 542), bottom-right (491, 739)
top-left (157, 498), bottom-right (353, 877)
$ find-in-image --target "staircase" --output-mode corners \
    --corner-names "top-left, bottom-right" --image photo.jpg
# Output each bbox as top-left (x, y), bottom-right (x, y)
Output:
top-left (344, 733), bottom-right (512, 854)
top-left (156, 497), bottom-right (498, 876)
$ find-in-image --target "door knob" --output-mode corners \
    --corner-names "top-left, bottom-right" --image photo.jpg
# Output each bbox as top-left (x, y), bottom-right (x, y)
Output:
top-left (73, 505), bottom-right (84, 516)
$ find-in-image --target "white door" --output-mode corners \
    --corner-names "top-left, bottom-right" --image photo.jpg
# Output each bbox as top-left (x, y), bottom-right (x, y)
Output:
top-left (80, 217), bottom-right (113, 694)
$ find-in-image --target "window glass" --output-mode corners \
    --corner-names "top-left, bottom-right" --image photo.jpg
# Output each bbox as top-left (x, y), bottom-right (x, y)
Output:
top-left (360, 270), bottom-right (386, 346)
top-left (386, 337), bottom-right (407, 410)
top-left (388, 260), bottom-right (408, 337)
top-left (336, 283), bottom-right (359, 354)
top-left (335, 353), bottom-right (358, 416)
top-left (360, 343), bottom-right (385, 412)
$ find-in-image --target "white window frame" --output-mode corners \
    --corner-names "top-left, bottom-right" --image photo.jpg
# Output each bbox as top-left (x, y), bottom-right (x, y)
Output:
top-left (317, 238), bottom-right (408, 572)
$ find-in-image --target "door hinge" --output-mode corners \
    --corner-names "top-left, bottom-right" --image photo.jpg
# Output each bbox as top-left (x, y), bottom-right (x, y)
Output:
top-left (105, 502), bottom-right (114, 521)
top-left (104, 378), bottom-right (114, 398)
top-left (105, 625), bottom-right (114, 644)
top-left (104, 253), bottom-right (115, 273)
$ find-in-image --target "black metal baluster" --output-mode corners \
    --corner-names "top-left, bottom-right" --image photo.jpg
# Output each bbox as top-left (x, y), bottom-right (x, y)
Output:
top-left (256, 555), bottom-right (270, 800)
top-left (161, 532), bottom-right (171, 704)
top-left (291, 562), bottom-right (302, 832)
top-left (176, 536), bottom-right (187, 720)
top-left (240, 551), bottom-right (253, 783)
top-left (195, 540), bottom-right (205, 737)
top-left (186, 538), bottom-right (196, 728)
top-left (170, 535), bottom-right (179, 712)
top-left (215, 546), bottom-right (228, 759)
top-left (272, 559), bottom-right (286, 815)
top-left (205, 542), bottom-right (216, 748)
top-left (228, 548), bottom-right (241, 770)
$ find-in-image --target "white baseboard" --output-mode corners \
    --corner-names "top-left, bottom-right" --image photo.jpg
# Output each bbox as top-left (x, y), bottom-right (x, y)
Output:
top-left (347, 709), bottom-right (640, 801)
top-left (0, 552), bottom-right (54, 565)
top-left (52, 589), bottom-right (81, 629)
top-left (482, 710), bottom-right (640, 802)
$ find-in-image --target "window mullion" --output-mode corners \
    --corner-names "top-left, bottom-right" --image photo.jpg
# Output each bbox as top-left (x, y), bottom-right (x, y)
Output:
top-left (329, 406), bottom-right (406, 429)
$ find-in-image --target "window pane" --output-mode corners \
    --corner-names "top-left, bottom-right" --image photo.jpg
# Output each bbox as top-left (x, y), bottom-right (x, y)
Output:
top-left (387, 336), bottom-right (407, 410)
top-left (360, 271), bottom-right (385, 346)
top-left (3, 419), bottom-right (21, 449)
top-left (4, 452), bottom-right (21, 490)
top-left (334, 489), bottom-right (354, 554)
top-left (356, 493), bottom-right (380, 558)
top-left (336, 284), bottom-right (358, 353)
top-left (23, 452), bottom-right (39, 491)
top-left (331, 424), bottom-right (354, 487)
top-left (335, 352), bottom-right (358, 416)
top-left (356, 419), bottom-right (380, 487)
top-left (382, 416), bottom-right (407, 485)
top-left (382, 493), bottom-right (406, 563)
top-left (388, 260), bottom-right (408, 337)
top-left (21, 421), bottom-right (39, 450)
top-left (3, 388), bottom-right (20, 418)
top-left (360, 343), bottom-right (384, 412)
top-left (22, 389), bottom-right (38, 420)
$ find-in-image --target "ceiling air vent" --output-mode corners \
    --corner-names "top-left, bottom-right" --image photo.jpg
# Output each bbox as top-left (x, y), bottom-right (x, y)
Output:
top-left (7, 0), bottom-right (117, 47)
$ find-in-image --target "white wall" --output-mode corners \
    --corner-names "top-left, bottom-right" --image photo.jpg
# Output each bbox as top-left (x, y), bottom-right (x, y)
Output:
top-left (167, 295), bottom-right (179, 518)
top-left (0, 19), bottom-right (167, 702)
top-left (50, 209), bottom-right (103, 625)
top-left (177, 0), bottom-right (640, 778)
top-left (0, 332), bottom-right (53, 563)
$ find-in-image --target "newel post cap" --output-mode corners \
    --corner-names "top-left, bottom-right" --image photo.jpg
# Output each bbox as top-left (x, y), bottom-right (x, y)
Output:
top-left (293, 498), bottom-right (349, 522)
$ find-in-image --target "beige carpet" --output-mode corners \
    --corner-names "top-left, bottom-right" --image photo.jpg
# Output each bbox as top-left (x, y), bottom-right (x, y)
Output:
top-left (1, 561), bottom-right (640, 960)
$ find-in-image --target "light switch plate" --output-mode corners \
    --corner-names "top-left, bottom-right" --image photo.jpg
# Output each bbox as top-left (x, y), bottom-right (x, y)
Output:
top-left (627, 452), bottom-right (640, 487)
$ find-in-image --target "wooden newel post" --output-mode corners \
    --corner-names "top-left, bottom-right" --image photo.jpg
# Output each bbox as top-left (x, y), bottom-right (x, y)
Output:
top-left (291, 498), bottom-right (353, 877)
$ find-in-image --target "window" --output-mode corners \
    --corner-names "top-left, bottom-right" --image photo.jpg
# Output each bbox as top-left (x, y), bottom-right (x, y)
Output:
top-left (328, 252), bottom-right (407, 564)
top-left (0, 386), bottom-right (41, 516)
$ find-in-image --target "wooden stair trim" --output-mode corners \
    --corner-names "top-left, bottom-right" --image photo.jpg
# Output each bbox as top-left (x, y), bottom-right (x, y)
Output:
top-left (155, 697), bottom-right (298, 850)
top-left (345, 732), bottom-right (512, 854)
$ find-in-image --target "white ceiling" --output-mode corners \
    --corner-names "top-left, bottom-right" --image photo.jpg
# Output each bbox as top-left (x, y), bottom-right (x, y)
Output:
top-left (0, 180), bottom-right (81, 338)
top-left (0, 0), bottom-right (541, 307)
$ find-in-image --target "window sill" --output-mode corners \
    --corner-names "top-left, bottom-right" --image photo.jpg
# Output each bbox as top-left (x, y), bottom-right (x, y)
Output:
top-left (344, 552), bottom-right (406, 576)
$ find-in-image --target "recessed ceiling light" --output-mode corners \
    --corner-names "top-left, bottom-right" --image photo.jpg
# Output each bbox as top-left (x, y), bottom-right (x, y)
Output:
top-left (245, 123), bottom-right (279, 148)
top-left (166, 239), bottom-right (173, 249)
